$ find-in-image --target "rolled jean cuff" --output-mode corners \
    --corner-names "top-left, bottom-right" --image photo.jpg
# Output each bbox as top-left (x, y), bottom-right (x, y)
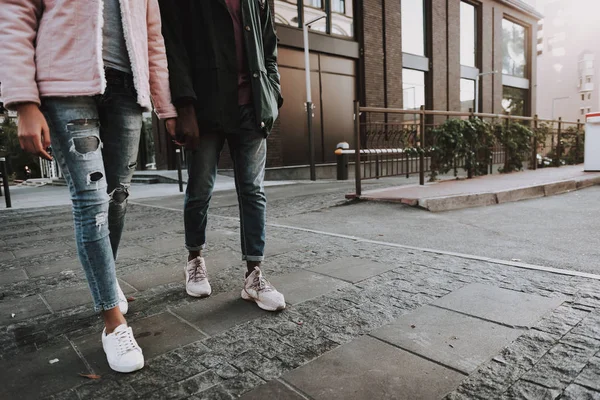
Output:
top-left (94, 300), bottom-right (120, 313)
top-left (186, 243), bottom-right (206, 252)
top-left (243, 255), bottom-right (264, 262)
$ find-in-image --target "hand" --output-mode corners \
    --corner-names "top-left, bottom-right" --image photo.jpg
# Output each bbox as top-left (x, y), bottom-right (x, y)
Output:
top-left (175, 104), bottom-right (200, 150)
top-left (165, 118), bottom-right (179, 144)
top-left (16, 103), bottom-right (53, 161)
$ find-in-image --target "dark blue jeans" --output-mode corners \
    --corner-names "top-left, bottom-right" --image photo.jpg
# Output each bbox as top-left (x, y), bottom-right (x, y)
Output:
top-left (41, 70), bottom-right (142, 311)
top-left (185, 105), bottom-right (267, 262)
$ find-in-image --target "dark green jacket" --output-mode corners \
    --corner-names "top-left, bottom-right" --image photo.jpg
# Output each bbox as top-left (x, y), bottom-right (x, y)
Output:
top-left (158, 0), bottom-right (283, 135)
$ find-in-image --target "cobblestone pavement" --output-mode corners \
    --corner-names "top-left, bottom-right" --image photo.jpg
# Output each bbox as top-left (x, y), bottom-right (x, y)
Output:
top-left (1, 187), bottom-right (600, 399)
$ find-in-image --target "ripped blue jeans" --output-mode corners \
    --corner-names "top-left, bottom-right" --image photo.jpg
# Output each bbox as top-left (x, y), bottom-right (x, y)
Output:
top-left (41, 71), bottom-right (142, 311)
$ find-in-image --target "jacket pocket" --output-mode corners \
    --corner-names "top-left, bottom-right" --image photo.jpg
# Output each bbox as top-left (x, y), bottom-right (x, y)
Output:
top-left (257, 71), bottom-right (279, 132)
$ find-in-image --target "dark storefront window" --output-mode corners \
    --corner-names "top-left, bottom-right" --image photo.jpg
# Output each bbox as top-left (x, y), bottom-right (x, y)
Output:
top-left (401, 0), bottom-right (425, 56)
top-left (402, 69), bottom-right (426, 110)
top-left (502, 86), bottom-right (528, 116)
top-left (502, 19), bottom-right (527, 78)
top-left (460, 78), bottom-right (476, 112)
top-left (460, 1), bottom-right (477, 68)
top-left (275, 0), bottom-right (354, 38)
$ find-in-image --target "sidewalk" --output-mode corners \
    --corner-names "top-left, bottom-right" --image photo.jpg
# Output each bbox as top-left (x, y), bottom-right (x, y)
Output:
top-left (355, 165), bottom-right (600, 212)
top-left (2, 199), bottom-right (600, 399)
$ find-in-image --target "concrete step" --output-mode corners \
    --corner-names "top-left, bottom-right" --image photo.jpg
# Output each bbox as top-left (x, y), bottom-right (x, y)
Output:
top-left (131, 176), bottom-right (160, 184)
top-left (50, 178), bottom-right (67, 187)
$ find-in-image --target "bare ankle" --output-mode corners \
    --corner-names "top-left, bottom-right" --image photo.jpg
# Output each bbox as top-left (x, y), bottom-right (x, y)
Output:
top-left (246, 261), bottom-right (261, 277)
top-left (188, 251), bottom-right (201, 262)
top-left (102, 307), bottom-right (127, 334)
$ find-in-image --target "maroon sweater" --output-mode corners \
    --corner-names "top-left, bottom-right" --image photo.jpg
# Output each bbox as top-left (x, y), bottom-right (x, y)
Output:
top-left (225, 0), bottom-right (252, 105)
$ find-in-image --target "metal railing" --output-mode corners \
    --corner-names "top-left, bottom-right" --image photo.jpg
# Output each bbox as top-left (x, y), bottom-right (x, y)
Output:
top-left (349, 102), bottom-right (585, 196)
top-left (0, 157), bottom-right (12, 208)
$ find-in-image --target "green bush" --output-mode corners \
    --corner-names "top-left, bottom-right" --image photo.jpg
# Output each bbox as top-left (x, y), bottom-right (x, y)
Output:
top-left (429, 117), bottom-right (493, 180)
top-left (494, 121), bottom-right (535, 173)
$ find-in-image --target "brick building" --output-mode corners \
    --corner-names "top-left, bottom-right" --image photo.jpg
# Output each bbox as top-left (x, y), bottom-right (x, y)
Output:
top-left (153, 0), bottom-right (542, 174)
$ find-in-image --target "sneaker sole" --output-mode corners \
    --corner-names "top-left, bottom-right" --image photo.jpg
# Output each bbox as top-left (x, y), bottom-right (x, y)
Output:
top-left (184, 269), bottom-right (212, 298)
top-left (186, 288), bottom-right (212, 298)
top-left (108, 360), bottom-right (144, 374)
top-left (241, 290), bottom-right (286, 312)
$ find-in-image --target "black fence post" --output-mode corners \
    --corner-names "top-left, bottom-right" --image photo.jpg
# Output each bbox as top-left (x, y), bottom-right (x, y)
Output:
top-left (176, 148), bottom-right (183, 193)
top-left (0, 157), bottom-right (12, 208)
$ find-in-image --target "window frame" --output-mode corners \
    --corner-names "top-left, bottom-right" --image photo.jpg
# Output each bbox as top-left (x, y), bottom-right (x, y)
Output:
top-left (275, 0), bottom-right (355, 39)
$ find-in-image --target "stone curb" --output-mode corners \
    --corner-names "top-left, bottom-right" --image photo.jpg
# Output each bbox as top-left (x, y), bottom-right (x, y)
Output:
top-left (359, 175), bottom-right (600, 212)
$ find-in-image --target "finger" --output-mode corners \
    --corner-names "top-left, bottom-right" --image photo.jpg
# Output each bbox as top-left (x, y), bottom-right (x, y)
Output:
top-left (31, 135), bottom-right (52, 161)
top-left (41, 119), bottom-right (52, 149)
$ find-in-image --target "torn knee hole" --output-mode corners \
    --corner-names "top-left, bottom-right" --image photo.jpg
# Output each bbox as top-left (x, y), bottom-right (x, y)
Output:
top-left (110, 186), bottom-right (130, 204)
top-left (73, 136), bottom-right (101, 153)
top-left (89, 172), bottom-right (103, 182)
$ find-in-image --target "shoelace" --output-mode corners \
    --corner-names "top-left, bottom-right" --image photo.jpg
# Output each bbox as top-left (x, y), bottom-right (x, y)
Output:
top-left (250, 273), bottom-right (274, 293)
top-left (188, 259), bottom-right (207, 283)
top-left (114, 328), bottom-right (138, 356)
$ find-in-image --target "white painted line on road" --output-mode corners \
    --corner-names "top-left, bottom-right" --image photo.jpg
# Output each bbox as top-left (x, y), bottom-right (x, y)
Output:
top-left (131, 201), bottom-right (600, 281)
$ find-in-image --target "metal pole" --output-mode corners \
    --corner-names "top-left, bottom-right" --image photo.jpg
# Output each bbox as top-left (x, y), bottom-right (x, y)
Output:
top-left (354, 101), bottom-right (361, 197)
top-left (175, 148), bottom-right (183, 193)
top-left (556, 117), bottom-right (563, 167)
top-left (303, 16), bottom-right (325, 182)
top-left (533, 114), bottom-right (539, 170)
top-left (475, 76), bottom-right (480, 114)
top-left (419, 106), bottom-right (425, 186)
top-left (0, 157), bottom-right (12, 208)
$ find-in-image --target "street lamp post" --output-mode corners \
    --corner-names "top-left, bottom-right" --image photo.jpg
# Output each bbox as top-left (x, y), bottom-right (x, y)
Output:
top-left (552, 96), bottom-right (570, 120)
top-left (303, 15), bottom-right (326, 181)
top-left (475, 70), bottom-right (499, 114)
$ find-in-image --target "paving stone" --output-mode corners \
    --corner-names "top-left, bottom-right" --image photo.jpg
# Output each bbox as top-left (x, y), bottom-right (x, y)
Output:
top-left (372, 305), bottom-right (523, 374)
top-left (171, 290), bottom-right (266, 336)
top-left (534, 305), bottom-right (590, 336)
top-left (41, 279), bottom-right (136, 312)
top-left (575, 355), bottom-right (600, 391)
top-left (143, 235), bottom-right (186, 253)
top-left (0, 294), bottom-right (51, 326)
top-left (562, 383), bottom-right (600, 400)
top-left (191, 384), bottom-right (235, 400)
top-left (267, 270), bottom-right (349, 305)
top-left (570, 313), bottom-right (600, 340)
top-left (0, 337), bottom-right (88, 399)
top-left (0, 268), bottom-right (27, 284)
top-left (309, 256), bottom-right (395, 283)
top-left (240, 379), bottom-right (307, 400)
top-left (76, 379), bottom-right (137, 400)
top-left (264, 239), bottom-right (302, 257)
top-left (501, 380), bottom-right (561, 400)
top-left (25, 258), bottom-right (81, 278)
top-left (283, 335), bottom-right (465, 400)
top-left (204, 248), bottom-right (242, 269)
top-left (0, 250), bottom-right (15, 261)
top-left (14, 243), bottom-right (74, 259)
top-left (221, 371), bottom-right (265, 398)
top-left (522, 343), bottom-right (593, 389)
top-left (120, 263), bottom-right (182, 291)
top-left (434, 283), bottom-right (566, 328)
top-left (73, 312), bottom-right (206, 376)
top-left (116, 245), bottom-right (155, 261)
top-left (231, 349), bottom-right (287, 381)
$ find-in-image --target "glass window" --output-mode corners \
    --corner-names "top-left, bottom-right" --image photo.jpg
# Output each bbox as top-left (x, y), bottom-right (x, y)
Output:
top-left (304, 0), bottom-right (322, 8)
top-left (589, 93), bottom-right (592, 100)
top-left (587, 76), bottom-right (592, 83)
top-left (460, 79), bottom-right (476, 112)
top-left (460, 2), bottom-right (477, 67)
top-left (331, 0), bottom-right (354, 37)
top-left (403, 69), bottom-right (426, 110)
top-left (274, 0), bottom-right (299, 27)
top-left (502, 86), bottom-right (527, 116)
top-left (582, 94), bottom-right (585, 101)
top-left (502, 19), bottom-right (527, 78)
top-left (402, 0), bottom-right (425, 56)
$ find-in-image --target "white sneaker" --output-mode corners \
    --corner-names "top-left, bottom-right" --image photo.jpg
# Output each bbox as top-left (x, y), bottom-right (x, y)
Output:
top-left (241, 267), bottom-right (286, 311)
top-left (102, 324), bottom-right (144, 373)
top-left (185, 257), bottom-right (212, 297)
top-left (117, 283), bottom-right (128, 315)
